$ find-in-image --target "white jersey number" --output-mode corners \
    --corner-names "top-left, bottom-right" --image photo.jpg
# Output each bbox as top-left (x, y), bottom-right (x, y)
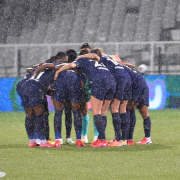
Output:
top-left (30, 72), bottom-right (44, 81)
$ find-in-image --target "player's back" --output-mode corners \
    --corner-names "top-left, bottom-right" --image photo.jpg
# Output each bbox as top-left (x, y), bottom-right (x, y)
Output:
top-left (75, 58), bottom-right (112, 82)
top-left (29, 68), bottom-right (55, 90)
top-left (100, 56), bottom-right (130, 78)
top-left (123, 65), bottom-right (145, 84)
top-left (16, 73), bottom-right (32, 95)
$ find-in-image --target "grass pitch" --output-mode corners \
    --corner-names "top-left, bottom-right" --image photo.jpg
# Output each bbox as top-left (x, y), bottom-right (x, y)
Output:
top-left (0, 110), bottom-right (180, 180)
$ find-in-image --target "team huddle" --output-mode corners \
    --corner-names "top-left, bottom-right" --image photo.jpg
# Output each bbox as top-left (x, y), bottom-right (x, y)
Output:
top-left (16, 43), bottom-right (152, 148)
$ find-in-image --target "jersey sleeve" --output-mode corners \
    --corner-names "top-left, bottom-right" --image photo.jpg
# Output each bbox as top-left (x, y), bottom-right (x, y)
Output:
top-left (99, 56), bottom-right (107, 63)
top-left (74, 59), bottom-right (81, 68)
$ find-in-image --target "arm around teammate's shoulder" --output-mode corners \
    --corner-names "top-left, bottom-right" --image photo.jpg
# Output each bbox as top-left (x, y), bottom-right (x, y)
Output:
top-left (32, 63), bottom-right (55, 76)
top-left (54, 63), bottom-right (77, 81)
top-left (75, 53), bottom-right (100, 61)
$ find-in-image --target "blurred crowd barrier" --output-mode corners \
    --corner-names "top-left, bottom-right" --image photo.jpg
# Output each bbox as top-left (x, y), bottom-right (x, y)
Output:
top-left (1, 42), bottom-right (180, 77)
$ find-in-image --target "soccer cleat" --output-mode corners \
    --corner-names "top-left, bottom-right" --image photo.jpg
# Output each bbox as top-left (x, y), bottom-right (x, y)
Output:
top-left (75, 140), bottom-right (86, 147)
top-left (136, 137), bottom-right (152, 145)
top-left (122, 140), bottom-right (127, 146)
top-left (29, 142), bottom-right (37, 147)
top-left (66, 138), bottom-right (75, 144)
top-left (54, 140), bottom-right (61, 148)
top-left (127, 140), bottom-right (134, 146)
top-left (81, 138), bottom-right (89, 143)
top-left (108, 138), bottom-right (116, 145)
top-left (59, 138), bottom-right (64, 145)
top-left (91, 139), bottom-right (108, 147)
top-left (48, 139), bottom-right (55, 145)
top-left (109, 140), bottom-right (123, 147)
top-left (81, 135), bottom-right (89, 143)
top-left (35, 139), bottom-right (41, 146)
top-left (39, 141), bottom-right (55, 147)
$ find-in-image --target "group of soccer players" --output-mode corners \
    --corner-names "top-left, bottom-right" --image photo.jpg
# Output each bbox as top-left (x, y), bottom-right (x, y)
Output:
top-left (16, 43), bottom-right (152, 148)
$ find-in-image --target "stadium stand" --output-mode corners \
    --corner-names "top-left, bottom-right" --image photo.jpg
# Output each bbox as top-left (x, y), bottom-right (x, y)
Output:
top-left (44, 0), bottom-right (64, 43)
top-left (56, 1), bottom-right (77, 43)
top-left (134, 0), bottom-right (153, 42)
top-left (176, 2), bottom-right (180, 22)
top-left (109, 0), bottom-right (127, 42)
top-left (95, 0), bottom-right (116, 42)
top-left (162, 0), bottom-right (178, 29)
top-left (82, 0), bottom-right (102, 42)
top-left (148, 0), bottom-right (166, 41)
top-left (69, 0), bottom-right (90, 43)
top-left (133, 0), bottom-right (153, 51)
top-left (1, 0), bottom-right (180, 76)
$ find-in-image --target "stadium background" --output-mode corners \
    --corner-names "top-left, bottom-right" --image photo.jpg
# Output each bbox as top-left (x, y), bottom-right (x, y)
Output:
top-left (1, 0), bottom-right (180, 111)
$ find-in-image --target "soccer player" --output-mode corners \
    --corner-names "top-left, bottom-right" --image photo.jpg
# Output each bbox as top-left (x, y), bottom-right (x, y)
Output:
top-left (16, 72), bottom-right (37, 147)
top-left (75, 48), bottom-right (132, 146)
top-left (20, 66), bottom-right (55, 147)
top-left (79, 43), bottom-right (99, 143)
top-left (54, 50), bottom-right (116, 147)
top-left (122, 65), bottom-right (152, 145)
top-left (54, 51), bottom-right (75, 144)
top-left (34, 53), bottom-right (86, 147)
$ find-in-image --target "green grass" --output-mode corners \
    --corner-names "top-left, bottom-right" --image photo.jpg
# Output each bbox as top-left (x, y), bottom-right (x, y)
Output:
top-left (0, 110), bottom-right (180, 180)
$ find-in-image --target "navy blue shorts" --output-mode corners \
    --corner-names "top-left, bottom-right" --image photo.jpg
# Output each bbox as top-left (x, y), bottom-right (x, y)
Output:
top-left (137, 83), bottom-right (149, 109)
top-left (91, 76), bottom-right (116, 101)
top-left (21, 80), bottom-right (44, 107)
top-left (54, 75), bottom-right (82, 103)
top-left (132, 78), bottom-right (147, 102)
top-left (114, 75), bottom-right (132, 100)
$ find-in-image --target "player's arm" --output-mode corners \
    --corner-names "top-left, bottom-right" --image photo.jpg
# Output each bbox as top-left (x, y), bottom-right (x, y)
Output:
top-left (26, 67), bottom-right (34, 74)
top-left (54, 63), bottom-right (77, 80)
top-left (32, 63), bottom-right (44, 69)
top-left (33, 63), bottom-right (55, 76)
top-left (76, 53), bottom-right (100, 62)
top-left (117, 59), bottom-right (135, 69)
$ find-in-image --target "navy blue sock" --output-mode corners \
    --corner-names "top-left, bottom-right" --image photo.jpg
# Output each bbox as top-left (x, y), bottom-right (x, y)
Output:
top-left (65, 111), bottom-right (72, 139)
top-left (112, 113), bottom-right (121, 141)
top-left (35, 114), bottom-right (46, 140)
top-left (129, 109), bottom-right (136, 139)
top-left (72, 109), bottom-right (82, 140)
top-left (102, 116), bottom-right (107, 133)
top-left (121, 113), bottom-right (129, 140)
top-left (94, 114), bottom-right (105, 140)
top-left (144, 116), bottom-right (151, 137)
top-left (126, 109), bottom-right (131, 140)
top-left (54, 110), bottom-right (63, 139)
top-left (25, 116), bottom-right (34, 139)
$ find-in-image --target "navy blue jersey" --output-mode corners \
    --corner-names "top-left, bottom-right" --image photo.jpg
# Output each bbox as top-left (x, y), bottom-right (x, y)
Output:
top-left (74, 58), bottom-right (116, 100)
top-left (123, 65), bottom-right (148, 102)
top-left (100, 56), bottom-right (131, 78)
top-left (16, 73), bottom-right (32, 95)
top-left (55, 69), bottom-right (82, 103)
top-left (29, 68), bottom-right (55, 90)
top-left (99, 56), bottom-right (132, 100)
top-left (74, 58), bottom-right (110, 83)
top-left (123, 65), bottom-right (146, 84)
top-left (99, 56), bottom-right (124, 74)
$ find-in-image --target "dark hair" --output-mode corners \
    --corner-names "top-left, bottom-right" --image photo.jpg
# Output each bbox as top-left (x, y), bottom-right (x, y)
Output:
top-left (79, 48), bottom-right (90, 55)
top-left (66, 49), bottom-right (77, 63)
top-left (55, 52), bottom-right (67, 60)
top-left (80, 43), bottom-right (91, 50)
top-left (45, 56), bottom-right (56, 63)
top-left (90, 48), bottom-right (103, 56)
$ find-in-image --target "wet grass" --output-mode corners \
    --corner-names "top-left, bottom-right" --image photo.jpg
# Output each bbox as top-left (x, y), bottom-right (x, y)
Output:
top-left (0, 110), bottom-right (180, 180)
